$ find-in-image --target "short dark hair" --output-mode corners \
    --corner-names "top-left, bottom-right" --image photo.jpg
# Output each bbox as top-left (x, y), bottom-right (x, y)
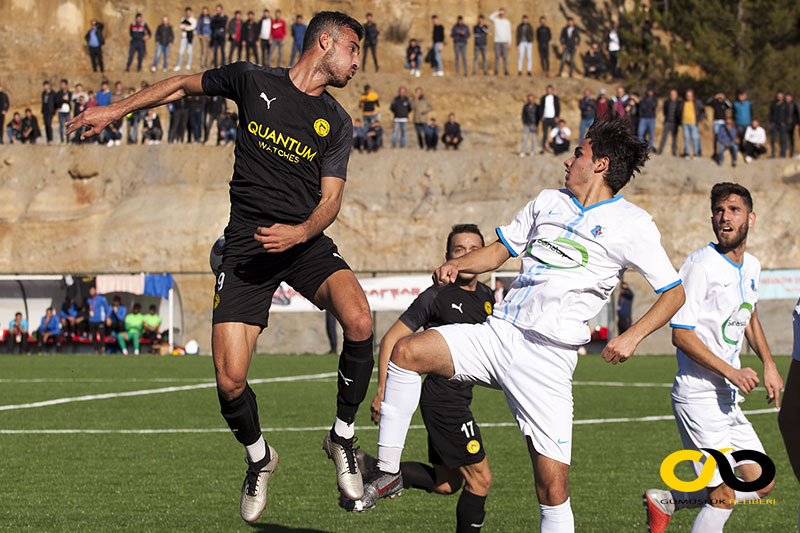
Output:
top-left (60, 78), bottom-right (68, 84)
top-left (149, 305), bottom-right (157, 312)
top-left (133, 303), bottom-right (142, 312)
top-left (303, 11), bottom-right (364, 52)
top-left (585, 116), bottom-right (650, 194)
top-left (447, 224), bottom-right (485, 256)
top-left (711, 182), bottom-right (753, 212)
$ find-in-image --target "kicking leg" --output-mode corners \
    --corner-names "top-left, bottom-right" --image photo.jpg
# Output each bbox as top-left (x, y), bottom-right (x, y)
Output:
top-left (528, 439), bottom-right (573, 533)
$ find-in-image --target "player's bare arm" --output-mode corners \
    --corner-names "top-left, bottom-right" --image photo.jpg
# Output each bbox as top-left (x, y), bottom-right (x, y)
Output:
top-left (66, 73), bottom-right (205, 140)
top-left (254, 176), bottom-right (344, 253)
top-left (602, 284), bottom-right (685, 365)
top-left (671, 326), bottom-right (760, 394)
top-left (434, 240), bottom-right (510, 285)
top-left (371, 320), bottom-right (415, 424)
top-left (744, 308), bottom-right (783, 407)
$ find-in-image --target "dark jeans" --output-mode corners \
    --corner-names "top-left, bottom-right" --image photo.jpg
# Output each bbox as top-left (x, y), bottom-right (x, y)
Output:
top-left (42, 112), bottom-right (54, 143)
top-left (658, 121), bottom-right (679, 156)
top-left (609, 50), bottom-right (620, 78)
top-left (205, 112), bottom-right (220, 143)
top-left (424, 133), bottom-right (438, 150)
top-left (228, 40), bottom-right (242, 63)
top-left (771, 123), bottom-right (787, 157)
top-left (36, 330), bottom-right (60, 353)
top-left (363, 41), bottom-right (378, 71)
top-left (212, 35), bottom-right (225, 67)
top-left (88, 322), bottom-right (105, 352)
top-left (744, 141), bottom-right (767, 159)
top-left (414, 123), bottom-right (426, 149)
top-left (541, 117), bottom-right (557, 150)
top-left (0, 111), bottom-right (5, 143)
top-left (558, 47), bottom-right (576, 76)
top-left (170, 109), bottom-right (189, 142)
top-left (188, 110), bottom-right (203, 142)
top-left (6, 332), bottom-right (28, 354)
top-left (473, 43), bottom-right (487, 74)
top-left (89, 46), bottom-right (104, 72)
top-left (245, 41), bottom-right (258, 64)
top-left (538, 44), bottom-right (549, 73)
top-left (260, 39), bottom-right (270, 65)
top-left (127, 41), bottom-right (146, 71)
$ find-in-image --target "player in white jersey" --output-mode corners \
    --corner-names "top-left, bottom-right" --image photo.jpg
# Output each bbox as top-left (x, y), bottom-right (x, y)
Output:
top-left (778, 297), bottom-right (800, 530)
top-left (643, 183), bottom-right (783, 533)
top-left (360, 116), bottom-right (685, 532)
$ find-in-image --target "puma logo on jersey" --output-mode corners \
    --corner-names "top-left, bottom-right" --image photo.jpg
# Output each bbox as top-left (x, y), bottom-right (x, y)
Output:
top-left (259, 92), bottom-right (276, 109)
top-left (451, 303), bottom-right (463, 314)
top-left (338, 369), bottom-right (353, 386)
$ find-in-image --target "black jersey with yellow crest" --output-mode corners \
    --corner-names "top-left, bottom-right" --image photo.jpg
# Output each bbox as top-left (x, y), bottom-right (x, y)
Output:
top-left (399, 282), bottom-right (494, 407)
top-left (202, 62), bottom-right (353, 226)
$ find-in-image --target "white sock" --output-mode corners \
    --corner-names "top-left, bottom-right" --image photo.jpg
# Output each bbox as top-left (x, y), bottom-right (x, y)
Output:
top-left (540, 498), bottom-right (574, 533)
top-left (671, 488), bottom-right (707, 510)
top-left (245, 435), bottom-right (266, 463)
top-left (376, 361), bottom-right (421, 473)
top-left (333, 416), bottom-right (354, 439)
top-left (690, 504), bottom-right (732, 533)
top-left (733, 490), bottom-right (760, 503)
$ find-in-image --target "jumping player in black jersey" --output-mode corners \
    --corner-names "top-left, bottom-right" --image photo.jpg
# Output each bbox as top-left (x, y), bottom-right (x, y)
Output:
top-left (352, 225), bottom-right (494, 531)
top-left (67, 12), bottom-right (374, 523)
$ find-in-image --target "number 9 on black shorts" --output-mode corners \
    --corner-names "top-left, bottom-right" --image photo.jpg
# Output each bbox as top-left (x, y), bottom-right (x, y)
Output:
top-left (420, 404), bottom-right (486, 468)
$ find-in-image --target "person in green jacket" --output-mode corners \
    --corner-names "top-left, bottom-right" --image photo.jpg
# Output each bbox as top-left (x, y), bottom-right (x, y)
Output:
top-left (119, 303), bottom-right (145, 355)
top-left (143, 305), bottom-right (162, 347)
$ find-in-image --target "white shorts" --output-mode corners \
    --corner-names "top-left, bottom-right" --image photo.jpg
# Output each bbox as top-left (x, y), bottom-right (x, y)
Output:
top-left (672, 401), bottom-right (765, 488)
top-left (435, 315), bottom-right (578, 464)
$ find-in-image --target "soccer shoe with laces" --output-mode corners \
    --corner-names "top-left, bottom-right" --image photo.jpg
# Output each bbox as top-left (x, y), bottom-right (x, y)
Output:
top-left (240, 445), bottom-right (278, 523)
top-left (323, 431), bottom-right (363, 500)
top-left (643, 489), bottom-right (674, 533)
top-left (340, 468), bottom-right (403, 513)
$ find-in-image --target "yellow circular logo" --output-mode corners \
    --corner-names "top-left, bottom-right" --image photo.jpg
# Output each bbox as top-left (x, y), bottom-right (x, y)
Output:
top-left (314, 118), bottom-right (330, 137)
top-left (484, 301), bottom-right (493, 315)
top-left (466, 440), bottom-right (481, 454)
top-left (214, 294), bottom-right (220, 310)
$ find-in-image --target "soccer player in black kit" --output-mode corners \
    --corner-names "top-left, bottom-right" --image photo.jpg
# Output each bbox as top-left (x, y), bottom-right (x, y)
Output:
top-left (358, 225), bottom-right (494, 532)
top-left (67, 12), bottom-right (374, 523)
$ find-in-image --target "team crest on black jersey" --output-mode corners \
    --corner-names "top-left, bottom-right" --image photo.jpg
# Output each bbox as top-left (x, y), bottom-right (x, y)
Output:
top-left (484, 301), bottom-right (492, 314)
top-left (314, 118), bottom-right (330, 137)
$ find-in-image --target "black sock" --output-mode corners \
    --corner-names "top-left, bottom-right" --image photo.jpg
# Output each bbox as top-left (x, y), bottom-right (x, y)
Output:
top-left (456, 489), bottom-right (487, 532)
top-left (335, 336), bottom-right (374, 423)
top-left (218, 383), bottom-right (263, 447)
top-left (400, 461), bottom-right (436, 492)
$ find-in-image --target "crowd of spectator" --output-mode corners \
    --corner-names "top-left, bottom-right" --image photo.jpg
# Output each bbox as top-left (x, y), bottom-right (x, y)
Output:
top-left (3, 296), bottom-right (163, 355)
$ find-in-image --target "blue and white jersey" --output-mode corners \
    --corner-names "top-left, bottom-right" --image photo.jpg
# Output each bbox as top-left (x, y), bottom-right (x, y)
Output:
top-left (792, 297), bottom-right (800, 362)
top-left (670, 244), bottom-right (761, 404)
top-left (494, 188), bottom-right (680, 346)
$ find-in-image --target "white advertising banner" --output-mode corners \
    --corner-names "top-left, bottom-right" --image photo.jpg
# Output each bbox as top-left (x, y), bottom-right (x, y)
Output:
top-left (759, 269), bottom-right (800, 300)
top-left (270, 275), bottom-right (433, 312)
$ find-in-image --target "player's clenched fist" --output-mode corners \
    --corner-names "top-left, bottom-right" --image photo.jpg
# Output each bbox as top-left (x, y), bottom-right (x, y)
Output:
top-left (433, 261), bottom-right (459, 286)
top-left (726, 366), bottom-right (760, 395)
top-left (601, 333), bottom-right (637, 365)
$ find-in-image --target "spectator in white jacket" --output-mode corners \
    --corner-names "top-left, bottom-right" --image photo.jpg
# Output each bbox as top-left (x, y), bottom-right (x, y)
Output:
top-left (174, 7), bottom-right (197, 71)
top-left (490, 9), bottom-right (512, 76)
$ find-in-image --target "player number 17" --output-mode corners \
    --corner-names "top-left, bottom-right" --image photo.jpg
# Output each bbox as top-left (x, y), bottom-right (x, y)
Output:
top-left (460, 420), bottom-right (475, 438)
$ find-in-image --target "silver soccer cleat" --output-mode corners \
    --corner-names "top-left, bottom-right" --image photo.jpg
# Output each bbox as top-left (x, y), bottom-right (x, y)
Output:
top-left (323, 431), bottom-right (363, 500)
top-left (240, 445), bottom-right (279, 523)
top-left (341, 469), bottom-right (403, 513)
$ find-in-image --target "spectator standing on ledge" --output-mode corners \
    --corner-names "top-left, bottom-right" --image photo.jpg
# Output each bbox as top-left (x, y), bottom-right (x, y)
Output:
top-left (520, 93), bottom-right (539, 157)
top-left (451, 16), bottom-right (470, 76)
top-left (578, 89), bottom-right (596, 143)
top-left (706, 92), bottom-right (732, 157)
top-left (56, 79), bottom-right (72, 143)
top-left (126, 13), bottom-right (151, 72)
top-left (289, 15), bottom-right (307, 67)
top-left (258, 9), bottom-right (272, 66)
top-left (473, 15), bottom-right (489, 75)
top-left (242, 11), bottom-right (260, 64)
top-left (743, 119), bottom-right (767, 163)
top-left (733, 91), bottom-right (751, 148)
top-left (679, 89), bottom-right (703, 159)
top-left (227, 11), bottom-right (243, 64)
top-left (85, 20), bottom-right (105, 73)
top-left (638, 87), bottom-right (658, 151)
top-left (210, 5), bottom-right (228, 68)
top-left (86, 286), bottom-right (109, 354)
top-left (406, 39), bottom-right (422, 77)
top-left (608, 21), bottom-right (621, 78)
top-left (174, 7), bottom-right (197, 71)
top-left (7, 312), bottom-right (28, 354)
top-left (363, 13), bottom-right (379, 72)
top-left (539, 84), bottom-right (559, 152)
top-left (536, 16), bottom-right (551, 76)
top-left (547, 118), bottom-right (571, 155)
top-left (659, 89), bottom-right (681, 156)
top-left (558, 17), bottom-right (579, 77)
top-left (424, 117), bottom-right (439, 150)
top-left (390, 87), bottom-right (412, 148)
top-left (196, 7), bottom-right (212, 69)
top-left (516, 15), bottom-right (534, 76)
top-left (0, 81), bottom-right (8, 144)
top-left (769, 90), bottom-right (788, 158)
top-left (41, 81), bottom-right (56, 144)
top-left (432, 15), bottom-right (445, 76)
top-left (617, 282), bottom-right (634, 335)
top-left (37, 308), bottom-right (61, 354)
top-left (489, 9), bottom-right (511, 76)
top-left (412, 87), bottom-right (433, 149)
top-left (270, 10), bottom-right (286, 67)
top-left (359, 85), bottom-right (380, 129)
top-left (717, 118), bottom-right (739, 167)
top-left (119, 303), bottom-right (145, 356)
top-left (442, 113), bottom-right (462, 149)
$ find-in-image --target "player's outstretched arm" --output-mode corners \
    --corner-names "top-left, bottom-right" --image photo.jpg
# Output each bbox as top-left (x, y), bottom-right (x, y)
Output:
top-left (602, 284), bottom-right (685, 365)
top-left (433, 240), bottom-right (511, 286)
top-left (255, 176), bottom-right (344, 253)
top-left (66, 73), bottom-right (205, 140)
top-left (370, 320), bottom-right (415, 424)
top-left (745, 308), bottom-right (783, 407)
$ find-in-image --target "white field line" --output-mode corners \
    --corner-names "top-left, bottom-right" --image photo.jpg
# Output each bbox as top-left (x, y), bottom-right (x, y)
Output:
top-left (0, 372), bottom-right (337, 412)
top-left (0, 409), bottom-right (778, 435)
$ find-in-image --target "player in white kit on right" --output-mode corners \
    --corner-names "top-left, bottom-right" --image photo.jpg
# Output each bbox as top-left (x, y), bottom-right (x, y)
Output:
top-left (643, 183), bottom-right (783, 533)
top-left (365, 116), bottom-right (686, 532)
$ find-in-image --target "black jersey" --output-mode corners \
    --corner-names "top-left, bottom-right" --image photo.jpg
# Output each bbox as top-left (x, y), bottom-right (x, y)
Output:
top-left (202, 62), bottom-right (353, 226)
top-left (399, 282), bottom-right (494, 407)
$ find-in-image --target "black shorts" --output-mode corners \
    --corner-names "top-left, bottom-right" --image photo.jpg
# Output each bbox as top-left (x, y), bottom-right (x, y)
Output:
top-left (212, 221), bottom-right (350, 328)
top-left (420, 402), bottom-right (486, 469)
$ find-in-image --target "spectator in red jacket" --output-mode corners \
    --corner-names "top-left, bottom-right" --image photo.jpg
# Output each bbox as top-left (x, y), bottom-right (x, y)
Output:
top-left (270, 10), bottom-right (286, 67)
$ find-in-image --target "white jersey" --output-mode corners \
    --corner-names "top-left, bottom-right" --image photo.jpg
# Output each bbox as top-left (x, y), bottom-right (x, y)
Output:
top-left (494, 189), bottom-right (680, 345)
top-left (793, 297), bottom-right (800, 362)
top-left (670, 244), bottom-right (761, 404)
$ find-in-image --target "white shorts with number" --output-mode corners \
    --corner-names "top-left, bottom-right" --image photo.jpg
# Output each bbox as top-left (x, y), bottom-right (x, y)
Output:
top-left (672, 400), bottom-right (765, 487)
top-left (434, 315), bottom-right (578, 465)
